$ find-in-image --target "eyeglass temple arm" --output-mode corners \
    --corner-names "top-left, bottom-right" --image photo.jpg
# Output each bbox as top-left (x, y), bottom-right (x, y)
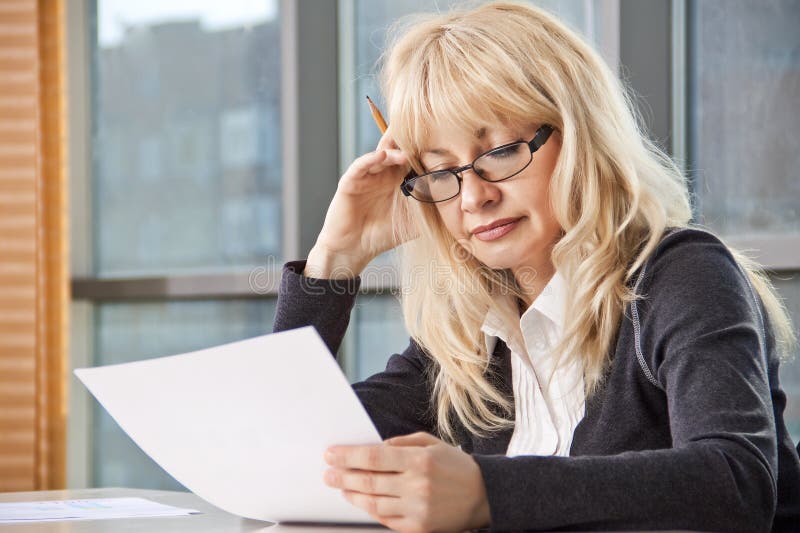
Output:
top-left (400, 169), bottom-right (417, 197)
top-left (528, 124), bottom-right (554, 152)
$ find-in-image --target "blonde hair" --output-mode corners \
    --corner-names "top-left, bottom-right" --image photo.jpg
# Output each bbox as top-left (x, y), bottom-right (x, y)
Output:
top-left (379, 1), bottom-right (797, 442)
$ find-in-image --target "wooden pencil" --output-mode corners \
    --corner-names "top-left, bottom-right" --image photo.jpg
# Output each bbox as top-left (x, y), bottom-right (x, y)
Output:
top-left (366, 95), bottom-right (388, 133)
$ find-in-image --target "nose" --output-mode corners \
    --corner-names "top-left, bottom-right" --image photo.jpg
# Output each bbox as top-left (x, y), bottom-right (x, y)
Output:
top-left (458, 168), bottom-right (500, 212)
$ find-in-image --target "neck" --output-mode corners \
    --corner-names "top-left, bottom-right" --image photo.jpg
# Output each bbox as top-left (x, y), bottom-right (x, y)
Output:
top-left (512, 258), bottom-right (556, 309)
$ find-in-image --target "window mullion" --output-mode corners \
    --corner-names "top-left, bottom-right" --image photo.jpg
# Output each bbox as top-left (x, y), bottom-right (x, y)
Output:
top-left (281, 0), bottom-right (340, 260)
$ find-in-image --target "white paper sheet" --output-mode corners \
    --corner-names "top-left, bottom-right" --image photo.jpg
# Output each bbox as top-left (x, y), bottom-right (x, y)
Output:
top-left (74, 326), bottom-right (382, 524)
top-left (0, 497), bottom-right (199, 523)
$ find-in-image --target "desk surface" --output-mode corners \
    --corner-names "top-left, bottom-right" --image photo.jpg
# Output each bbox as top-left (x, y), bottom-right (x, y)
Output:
top-left (0, 487), bottom-right (387, 532)
top-left (0, 487), bottom-right (698, 532)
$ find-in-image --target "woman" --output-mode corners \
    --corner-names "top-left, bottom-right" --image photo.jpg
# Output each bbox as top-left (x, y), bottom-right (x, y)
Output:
top-left (274, 2), bottom-right (800, 531)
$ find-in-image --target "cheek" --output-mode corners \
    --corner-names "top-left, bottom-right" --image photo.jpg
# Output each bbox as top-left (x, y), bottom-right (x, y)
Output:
top-left (530, 178), bottom-right (557, 227)
top-left (535, 136), bottom-right (560, 187)
top-left (434, 203), bottom-right (466, 239)
top-left (532, 143), bottom-right (560, 213)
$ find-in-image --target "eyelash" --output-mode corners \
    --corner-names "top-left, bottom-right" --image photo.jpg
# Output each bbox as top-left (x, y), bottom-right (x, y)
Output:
top-left (426, 139), bottom-right (524, 171)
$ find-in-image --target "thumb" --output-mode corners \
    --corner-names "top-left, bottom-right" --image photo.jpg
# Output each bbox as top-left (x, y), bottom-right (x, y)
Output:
top-left (385, 431), bottom-right (440, 447)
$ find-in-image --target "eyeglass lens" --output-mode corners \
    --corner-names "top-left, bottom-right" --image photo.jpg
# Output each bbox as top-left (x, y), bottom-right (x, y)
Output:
top-left (410, 142), bottom-right (533, 202)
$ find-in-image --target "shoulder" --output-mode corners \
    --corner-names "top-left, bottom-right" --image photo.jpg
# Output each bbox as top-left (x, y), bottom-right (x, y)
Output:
top-left (630, 227), bottom-right (768, 385)
top-left (398, 337), bottom-right (435, 371)
top-left (634, 226), bottom-right (751, 300)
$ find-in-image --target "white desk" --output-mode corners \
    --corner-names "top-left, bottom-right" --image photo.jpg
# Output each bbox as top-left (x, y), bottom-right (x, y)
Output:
top-left (0, 487), bottom-right (700, 532)
top-left (0, 487), bottom-right (387, 532)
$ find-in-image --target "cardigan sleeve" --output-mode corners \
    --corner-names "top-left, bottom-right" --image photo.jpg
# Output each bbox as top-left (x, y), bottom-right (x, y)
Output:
top-left (273, 260), bottom-right (361, 355)
top-left (273, 260), bottom-right (436, 439)
top-left (472, 230), bottom-right (778, 533)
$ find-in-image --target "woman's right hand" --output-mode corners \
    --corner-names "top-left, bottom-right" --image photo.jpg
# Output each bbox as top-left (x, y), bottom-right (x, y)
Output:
top-left (305, 129), bottom-right (414, 279)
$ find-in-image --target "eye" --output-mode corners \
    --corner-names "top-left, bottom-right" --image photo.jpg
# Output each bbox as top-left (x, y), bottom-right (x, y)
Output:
top-left (428, 171), bottom-right (452, 182)
top-left (425, 162), bottom-right (454, 173)
top-left (487, 143), bottom-right (523, 159)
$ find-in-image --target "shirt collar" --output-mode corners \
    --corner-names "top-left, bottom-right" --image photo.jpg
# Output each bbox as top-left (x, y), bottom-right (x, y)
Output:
top-left (523, 269), bottom-right (566, 330)
top-left (481, 270), bottom-right (566, 354)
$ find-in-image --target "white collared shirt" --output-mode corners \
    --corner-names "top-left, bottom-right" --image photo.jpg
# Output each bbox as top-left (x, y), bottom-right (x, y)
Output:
top-left (480, 271), bottom-right (585, 457)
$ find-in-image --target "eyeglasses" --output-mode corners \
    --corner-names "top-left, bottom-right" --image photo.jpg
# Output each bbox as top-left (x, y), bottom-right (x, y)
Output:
top-left (400, 124), bottom-right (555, 203)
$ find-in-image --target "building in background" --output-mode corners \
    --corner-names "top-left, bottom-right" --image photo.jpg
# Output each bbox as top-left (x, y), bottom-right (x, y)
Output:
top-left (95, 18), bottom-right (282, 275)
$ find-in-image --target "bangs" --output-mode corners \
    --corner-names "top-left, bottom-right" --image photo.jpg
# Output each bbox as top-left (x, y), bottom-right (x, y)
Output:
top-left (382, 20), bottom-right (557, 169)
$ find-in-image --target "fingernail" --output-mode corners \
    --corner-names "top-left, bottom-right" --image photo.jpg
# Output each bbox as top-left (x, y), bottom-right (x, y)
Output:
top-left (324, 450), bottom-right (335, 463)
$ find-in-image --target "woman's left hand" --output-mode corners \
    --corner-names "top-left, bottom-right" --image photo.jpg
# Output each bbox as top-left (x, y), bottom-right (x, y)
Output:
top-left (324, 432), bottom-right (490, 532)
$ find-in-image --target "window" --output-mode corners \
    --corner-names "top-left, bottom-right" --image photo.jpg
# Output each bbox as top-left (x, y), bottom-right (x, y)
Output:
top-left (686, 0), bottom-right (800, 440)
top-left (70, 0), bottom-right (282, 490)
top-left (93, 0), bottom-right (283, 275)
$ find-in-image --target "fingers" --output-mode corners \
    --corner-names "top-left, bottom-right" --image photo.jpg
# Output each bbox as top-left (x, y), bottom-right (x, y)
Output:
top-left (325, 443), bottom-right (410, 472)
top-left (324, 468), bottom-right (401, 496)
top-left (386, 432), bottom-right (440, 447)
top-left (346, 149), bottom-right (408, 179)
top-left (342, 490), bottom-right (402, 519)
top-left (380, 516), bottom-right (421, 532)
top-left (346, 149), bottom-right (387, 176)
top-left (376, 126), bottom-right (399, 151)
top-left (367, 149), bottom-right (408, 175)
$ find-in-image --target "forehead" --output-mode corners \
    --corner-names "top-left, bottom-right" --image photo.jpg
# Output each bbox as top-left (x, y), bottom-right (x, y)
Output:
top-left (419, 122), bottom-right (523, 156)
top-left (421, 127), bottom-right (486, 155)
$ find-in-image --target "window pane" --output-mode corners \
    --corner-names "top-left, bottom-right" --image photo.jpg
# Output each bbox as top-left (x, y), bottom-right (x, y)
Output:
top-left (92, 300), bottom-right (276, 489)
top-left (92, 1), bottom-right (282, 276)
top-left (772, 274), bottom-right (800, 444)
top-left (689, 0), bottom-right (800, 237)
top-left (352, 295), bottom-right (409, 381)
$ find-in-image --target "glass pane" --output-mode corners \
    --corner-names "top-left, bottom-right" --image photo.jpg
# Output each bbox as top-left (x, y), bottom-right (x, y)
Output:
top-left (92, 299), bottom-right (276, 489)
top-left (351, 295), bottom-right (409, 381)
top-left (773, 273), bottom-right (800, 444)
top-left (92, 1), bottom-right (282, 276)
top-left (689, 0), bottom-right (800, 237)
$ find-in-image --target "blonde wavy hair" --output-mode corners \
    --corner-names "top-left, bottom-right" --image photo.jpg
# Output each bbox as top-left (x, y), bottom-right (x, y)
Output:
top-left (380, 1), bottom-right (797, 443)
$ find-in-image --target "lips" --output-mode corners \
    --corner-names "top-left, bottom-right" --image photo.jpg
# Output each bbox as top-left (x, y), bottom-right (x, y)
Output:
top-left (471, 217), bottom-right (523, 242)
top-left (471, 217), bottom-right (522, 235)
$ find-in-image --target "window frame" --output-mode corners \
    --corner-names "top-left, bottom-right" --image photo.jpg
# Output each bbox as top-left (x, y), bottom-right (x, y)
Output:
top-left (678, 0), bottom-right (800, 270)
top-left (65, 0), bottom-right (341, 488)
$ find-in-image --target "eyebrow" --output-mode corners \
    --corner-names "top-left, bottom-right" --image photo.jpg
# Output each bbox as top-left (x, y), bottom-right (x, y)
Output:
top-left (422, 127), bottom-right (487, 156)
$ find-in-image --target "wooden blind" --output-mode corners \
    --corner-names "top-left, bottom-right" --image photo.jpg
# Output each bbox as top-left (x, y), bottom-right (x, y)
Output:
top-left (0, 0), bottom-right (68, 491)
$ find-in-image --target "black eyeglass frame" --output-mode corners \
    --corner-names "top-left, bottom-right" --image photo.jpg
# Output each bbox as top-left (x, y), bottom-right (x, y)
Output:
top-left (400, 124), bottom-right (555, 203)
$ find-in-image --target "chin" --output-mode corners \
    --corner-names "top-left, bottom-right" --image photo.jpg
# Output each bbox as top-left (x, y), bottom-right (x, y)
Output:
top-left (475, 254), bottom-right (521, 271)
top-left (473, 243), bottom-right (541, 273)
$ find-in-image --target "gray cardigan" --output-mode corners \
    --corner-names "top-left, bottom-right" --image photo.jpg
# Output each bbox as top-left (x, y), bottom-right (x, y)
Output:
top-left (273, 228), bottom-right (800, 532)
